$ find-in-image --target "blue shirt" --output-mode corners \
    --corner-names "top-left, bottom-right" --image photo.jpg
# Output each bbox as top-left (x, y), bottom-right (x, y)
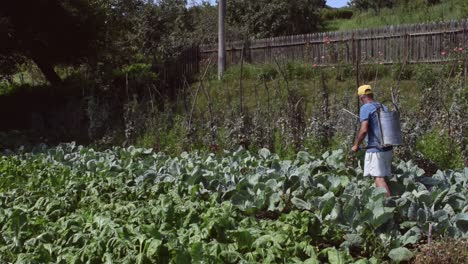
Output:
top-left (359, 101), bottom-right (392, 153)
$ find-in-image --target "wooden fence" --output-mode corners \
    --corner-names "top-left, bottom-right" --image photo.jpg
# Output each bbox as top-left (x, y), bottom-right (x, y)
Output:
top-left (198, 19), bottom-right (468, 67)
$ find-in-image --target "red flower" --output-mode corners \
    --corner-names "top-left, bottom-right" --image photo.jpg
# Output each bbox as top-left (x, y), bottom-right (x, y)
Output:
top-left (324, 36), bottom-right (330, 45)
top-left (441, 51), bottom-right (446, 56)
top-left (459, 47), bottom-right (464, 51)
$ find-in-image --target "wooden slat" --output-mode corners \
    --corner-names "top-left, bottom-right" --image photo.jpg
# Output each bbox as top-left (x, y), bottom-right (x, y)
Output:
top-left (195, 19), bottom-right (468, 70)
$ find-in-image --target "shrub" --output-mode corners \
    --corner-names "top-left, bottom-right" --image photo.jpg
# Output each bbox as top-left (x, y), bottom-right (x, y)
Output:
top-left (441, 57), bottom-right (465, 78)
top-left (404, 0), bottom-right (434, 10)
top-left (392, 63), bottom-right (414, 80)
top-left (285, 61), bottom-right (315, 80)
top-left (415, 65), bottom-right (437, 88)
top-left (0, 82), bottom-right (14, 95)
top-left (335, 64), bottom-right (354, 81)
top-left (272, 129), bottom-right (296, 159)
top-left (416, 129), bottom-right (464, 170)
top-left (120, 63), bottom-right (158, 82)
top-left (135, 129), bottom-right (157, 149)
top-left (258, 64), bottom-right (278, 80)
top-left (359, 64), bottom-right (389, 82)
top-left (321, 8), bottom-right (354, 20)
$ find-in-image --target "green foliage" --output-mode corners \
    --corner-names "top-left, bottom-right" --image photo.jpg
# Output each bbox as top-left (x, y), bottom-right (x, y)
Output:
top-left (258, 64), bottom-right (279, 80)
top-left (415, 64), bottom-right (437, 88)
top-left (349, 0), bottom-right (396, 13)
top-left (400, 0), bottom-right (442, 9)
top-left (388, 247), bottom-right (414, 262)
top-left (157, 115), bottom-right (190, 154)
top-left (440, 52), bottom-right (466, 78)
top-left (271, 129), bottom-right (297, 160)
top-left (227, 0), bottom-right (326, 38)
top-left (461, 0), bottom-right (468, 18)
top-left (0, 0), bottom-right (104, 84)
top-left (0, 54), bottom-right (25, 82)
top-left (189, 2), bottom-right (218, 44)
top-left (285, 62), bottom-right (317, 80)
top-left (302, 134), bottom-right (347, 158)
top-left (1, 144), bottom-right (467, 263)
top-left (359, 64), bottom-right (389, 82)
top-left (0, 82), bottom-right (15, 95)
top-left (115, 63), bottom-right (158, 85)
top-left (392, 63), bottom-right (414, 81)
top-left (135, 113), bottom-right (190, 154)
top-left (0, 0), bottom-right (199, 91)
top-left (416, 129), bottom-right (464, 169)
top-left (224, 62), bottom-right (319, 81)
top-left (351, 0), bottom-right (442, 12)
top-left (135, 129), bottom-right (158, 149)
top-left (330, 0), bottom-right (464, 31)
top-left (321, 8), bottom-right (354, 20)
top-left (335, 64), bottom-right (354, 81)
top-left (223, 64), bottom-right (267, 81)
top-left (122, 64), bottom-right (156, 79)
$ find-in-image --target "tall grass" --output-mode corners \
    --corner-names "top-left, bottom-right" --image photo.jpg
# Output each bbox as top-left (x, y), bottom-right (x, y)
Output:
top-left (326, 0), bottom-right (467, 31)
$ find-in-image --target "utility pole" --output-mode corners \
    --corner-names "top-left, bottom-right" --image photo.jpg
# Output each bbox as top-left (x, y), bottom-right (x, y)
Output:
top-left (218, 0), bottom-right (226, 80)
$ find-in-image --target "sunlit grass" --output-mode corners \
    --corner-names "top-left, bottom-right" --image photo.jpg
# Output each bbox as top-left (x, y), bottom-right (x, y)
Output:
top-left (325, 1), bottom-right (466, 32)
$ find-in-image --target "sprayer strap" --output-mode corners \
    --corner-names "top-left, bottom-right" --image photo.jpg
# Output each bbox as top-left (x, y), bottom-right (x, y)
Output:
top-left (373, 103), bottom-right (383, 113)
top-left (374, 103), bottom-right (385, 147)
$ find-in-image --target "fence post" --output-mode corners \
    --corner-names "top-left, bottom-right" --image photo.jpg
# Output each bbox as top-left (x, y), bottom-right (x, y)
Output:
top-left (351, 33), bottom-right (356, 65)
top-left (464, 20), bottom-right (467, 87)
top-left (244, 39), bottom-right (252, 63)
top-left (194, 19), bottom-right (466, 73)
top-left (404, 33), bottom-right (409, 64)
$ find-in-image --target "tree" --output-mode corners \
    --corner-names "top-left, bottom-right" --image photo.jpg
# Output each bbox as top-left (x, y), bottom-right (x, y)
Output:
top-left (0, 0), bottom-right (104, 85)
top-left (227, 0), bottom-right (326, 38)
top-left (189, 2), bottom-right (218, 44)
top-left (189, 2), bottom-right (247, 43)
top-left (349, 0), bottom-right (396, 13)
top-left (139, 0), bottom-right (193, 63)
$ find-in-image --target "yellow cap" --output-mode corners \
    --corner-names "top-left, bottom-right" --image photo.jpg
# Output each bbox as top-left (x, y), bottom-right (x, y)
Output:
top-left (357, 85), bottom-right (372, 96)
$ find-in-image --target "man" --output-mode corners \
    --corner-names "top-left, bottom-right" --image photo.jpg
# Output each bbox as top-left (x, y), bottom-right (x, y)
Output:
top-left (352, 85), bottom-right (392, 197)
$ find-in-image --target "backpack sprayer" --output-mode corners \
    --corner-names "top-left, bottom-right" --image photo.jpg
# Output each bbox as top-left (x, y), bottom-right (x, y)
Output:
top-left (343, 104), bottom-right (402, 148)
top-left (374, 104), bottom-right (402, 147)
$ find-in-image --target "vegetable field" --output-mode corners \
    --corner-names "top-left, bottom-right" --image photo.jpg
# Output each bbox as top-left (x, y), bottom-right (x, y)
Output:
top-left (1, 144), bottom-right (467, 263)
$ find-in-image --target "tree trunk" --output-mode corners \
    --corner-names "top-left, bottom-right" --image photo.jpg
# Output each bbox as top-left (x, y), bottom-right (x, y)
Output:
top-left (32, 56), bottom-right (62, 86)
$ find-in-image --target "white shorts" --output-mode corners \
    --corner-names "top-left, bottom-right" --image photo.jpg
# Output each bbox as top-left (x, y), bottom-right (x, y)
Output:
top-left (363, 151), bottom-right (393, 177)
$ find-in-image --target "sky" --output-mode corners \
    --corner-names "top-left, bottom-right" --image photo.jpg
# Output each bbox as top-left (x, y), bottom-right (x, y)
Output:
top-left (191, 0), bottom-right (348, 8)
top-left (326, 0), bottom-right (348, 8)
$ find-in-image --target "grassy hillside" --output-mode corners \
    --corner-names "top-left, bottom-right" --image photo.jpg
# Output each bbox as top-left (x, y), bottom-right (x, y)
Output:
top-left (324, 0), bottom-right (468, 31)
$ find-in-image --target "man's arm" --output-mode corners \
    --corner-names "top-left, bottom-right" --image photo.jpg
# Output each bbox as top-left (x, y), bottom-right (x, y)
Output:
top-left (352, 121), bottom-right (369, 152)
